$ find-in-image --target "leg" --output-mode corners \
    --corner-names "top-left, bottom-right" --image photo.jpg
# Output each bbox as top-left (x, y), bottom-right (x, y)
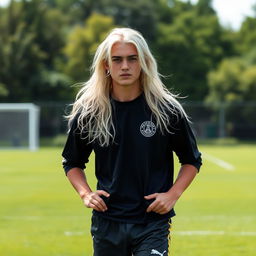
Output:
top-left (91, 215), bottom-right (131, 256)
top-left (131, 218), bottom-right (172, 256)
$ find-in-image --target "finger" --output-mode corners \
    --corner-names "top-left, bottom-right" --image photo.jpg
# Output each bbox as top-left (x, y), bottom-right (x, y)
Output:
top-left (91, 196), bottom-right (108, 211)
top-left (84, 193), bottom-right (107, 211)
top-left (158, 209), bottom-right (169, 215)
top-left (146, 200), bottom-right (159, 213)
top-left (94, 192), bottom-right (109, 210)
top-left (151, 204), bottom-right (163, 213)
top-left (154, 203), bottom-right (170, 214)
top-left (96, 190), bottom-right (110, 198)
top-left (154, 206), bottom-right (165, 214)
top-left (87, 201), bottom-right (104, 212)
top-left (96, 197), bottom-right (108, 211)
top-left (88, 198), bottom-right (107, 212)
top-left (144, 193), bottom-right (158, 200)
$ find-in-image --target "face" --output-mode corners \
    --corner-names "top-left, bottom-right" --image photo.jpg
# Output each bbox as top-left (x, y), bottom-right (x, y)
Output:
top-left (106, 42), bottom-right (142, 89)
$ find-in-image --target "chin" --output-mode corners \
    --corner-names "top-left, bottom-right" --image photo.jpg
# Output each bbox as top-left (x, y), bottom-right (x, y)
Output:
top-left (118, 81), bottom-right (133, 86)
top-left (119, 83), bottom-right (133, 87)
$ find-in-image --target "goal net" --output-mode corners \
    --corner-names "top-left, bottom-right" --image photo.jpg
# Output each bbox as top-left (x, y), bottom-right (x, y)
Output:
top-left (0, 103), bottom-right (40, 151)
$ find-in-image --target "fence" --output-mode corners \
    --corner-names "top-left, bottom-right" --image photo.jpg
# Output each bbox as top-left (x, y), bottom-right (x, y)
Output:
top-left (37, 101), bottom-right (256, 140)
top-left (183, 102), bottom-right (256, 139)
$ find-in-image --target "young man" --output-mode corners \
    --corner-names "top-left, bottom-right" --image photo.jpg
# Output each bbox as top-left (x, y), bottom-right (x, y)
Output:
top-left (62, 28), bottom-right (202, 256)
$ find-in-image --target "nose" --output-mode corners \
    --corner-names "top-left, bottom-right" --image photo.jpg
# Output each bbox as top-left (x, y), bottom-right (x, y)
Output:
top-left (121, 59), bottom-right (129, 70)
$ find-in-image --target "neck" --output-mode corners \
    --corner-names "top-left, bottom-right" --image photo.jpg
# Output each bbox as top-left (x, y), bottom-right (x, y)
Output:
top-left (111, 85), bottom-right (142, 102)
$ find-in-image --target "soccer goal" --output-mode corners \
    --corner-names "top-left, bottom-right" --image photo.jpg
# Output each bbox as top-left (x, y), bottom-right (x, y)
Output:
top-left (0, 103), bottom-right (40, 151)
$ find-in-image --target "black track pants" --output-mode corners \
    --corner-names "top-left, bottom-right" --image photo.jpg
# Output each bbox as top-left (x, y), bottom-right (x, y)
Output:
top-left (91, 215), bottom-right (172, 256)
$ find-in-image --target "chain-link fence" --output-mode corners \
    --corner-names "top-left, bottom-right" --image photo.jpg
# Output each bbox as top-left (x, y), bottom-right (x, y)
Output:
top-left (38, 101), bottom-right (256, 141)
top-left (37, 102), bottom-right (70, 137)
top-left (183, 102), bottom-right (256, 139)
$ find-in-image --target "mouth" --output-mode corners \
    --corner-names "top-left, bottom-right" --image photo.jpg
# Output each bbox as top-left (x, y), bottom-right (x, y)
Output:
top-left (120, 73), bottom-right (131, 77)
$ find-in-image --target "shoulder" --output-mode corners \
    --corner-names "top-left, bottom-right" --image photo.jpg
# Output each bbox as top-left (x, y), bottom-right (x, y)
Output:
top-left (68, 112), bottom-right (88, 134)
top-left (69, 113), bottom-right (80, 128)
top-left (164, 100), bottom-right (186, 121)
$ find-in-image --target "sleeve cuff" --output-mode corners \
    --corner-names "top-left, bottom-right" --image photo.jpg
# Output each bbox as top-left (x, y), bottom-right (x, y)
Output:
top-left (62, 157), bottom-right (85, 175)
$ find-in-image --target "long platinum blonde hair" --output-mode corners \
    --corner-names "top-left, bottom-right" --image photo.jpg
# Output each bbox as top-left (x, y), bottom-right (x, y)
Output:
top-left (68, 27), bottom-right (188, 146)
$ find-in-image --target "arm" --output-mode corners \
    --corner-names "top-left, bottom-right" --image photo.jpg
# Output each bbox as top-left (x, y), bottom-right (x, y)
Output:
top-left (67, 167), bottom-right (110, 212)
top-left (145, 164), bottom-right (197, 214)
top-left (62, 116), bottom-right (109, 212)
top-left (145, 114), bottom-right (201, 214)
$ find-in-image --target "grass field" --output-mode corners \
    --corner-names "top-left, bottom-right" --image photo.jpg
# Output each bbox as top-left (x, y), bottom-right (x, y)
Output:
top-left (0, 142), bottom-right (256, 255)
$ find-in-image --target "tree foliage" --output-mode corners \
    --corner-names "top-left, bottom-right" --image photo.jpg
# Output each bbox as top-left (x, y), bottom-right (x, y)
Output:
top-left (63, 13), bottom-right (115, 83)
top-left (0, 0), bottom-right (255, 103)
top-left (0, 0), bottom-right (72, 102)
top-left (156, 2), bottom-right (230, 99)
top-left (207, 49), bottom-right (256, 104)
top-left (236, 17), bottom-right (256, 54)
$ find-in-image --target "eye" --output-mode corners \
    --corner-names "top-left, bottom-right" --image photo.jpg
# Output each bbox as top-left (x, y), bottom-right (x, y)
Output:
top-left (128, 56), bottom-right (138, 61)
top-left (112, 57), bottom-right (121, 63)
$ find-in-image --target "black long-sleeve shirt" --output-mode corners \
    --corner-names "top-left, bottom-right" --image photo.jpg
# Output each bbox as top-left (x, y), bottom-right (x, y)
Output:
top-left (62, 94), bottom-right (202, 223)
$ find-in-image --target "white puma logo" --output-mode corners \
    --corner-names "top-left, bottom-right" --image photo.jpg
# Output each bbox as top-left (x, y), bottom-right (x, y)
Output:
top-left (151, 249), bottom-right (167, 256)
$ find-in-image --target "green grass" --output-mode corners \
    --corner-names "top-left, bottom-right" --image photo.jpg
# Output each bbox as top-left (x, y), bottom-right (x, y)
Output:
top-left (0, 143), bottom-right (256, 255)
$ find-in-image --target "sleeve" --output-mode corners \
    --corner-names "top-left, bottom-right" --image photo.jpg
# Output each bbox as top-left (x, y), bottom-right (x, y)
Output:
top-left (170, 116), bottom-right (202, 171)
top-left (61, 116), bottom-right (93, 175)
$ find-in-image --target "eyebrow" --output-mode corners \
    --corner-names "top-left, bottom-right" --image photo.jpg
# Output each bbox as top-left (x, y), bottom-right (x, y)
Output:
top-left (111, 55), bottom-right (138, 58)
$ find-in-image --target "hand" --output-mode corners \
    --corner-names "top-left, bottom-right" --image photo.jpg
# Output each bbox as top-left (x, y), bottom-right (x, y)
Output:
top-left (82, 190), bottom-right (110, 212)
top-left (144, 192), bottom-right (177, 215)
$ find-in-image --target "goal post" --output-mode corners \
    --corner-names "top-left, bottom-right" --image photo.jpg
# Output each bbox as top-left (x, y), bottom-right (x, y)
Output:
top-left (0, 103), bottom-right (40, 151)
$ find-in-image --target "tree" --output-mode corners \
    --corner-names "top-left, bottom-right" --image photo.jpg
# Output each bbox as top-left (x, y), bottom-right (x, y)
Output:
top-left (207, 58), bottom-right (245, 104)
top-left (206, 52), bottom-right (256, 138)
top-left (195, 0), bottom-right (215, 15)
top-left (155, 1), bottom-right (230, 100)
top-left (236, 17), bottom-right (256, 54)
top-left (0, 0), bottom-right (72, 102)
top-left (63, 13), bottom-right (115, 83)
top-left (0, 20), bottom-right (45, 101)
top-left (44, 0), bottom-right (159, 41)
top-left (207, 49), bottom-right (256, 104)
top-left (0, 0), bottom-right (249, 104)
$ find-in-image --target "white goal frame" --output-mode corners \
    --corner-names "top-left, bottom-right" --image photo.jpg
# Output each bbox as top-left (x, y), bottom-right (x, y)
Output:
top-left (0, 103), bottom-right (40, 151)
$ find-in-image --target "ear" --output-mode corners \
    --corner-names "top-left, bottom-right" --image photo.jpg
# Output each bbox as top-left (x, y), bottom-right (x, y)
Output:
top-left (104, 60), bottom-right (110, 71)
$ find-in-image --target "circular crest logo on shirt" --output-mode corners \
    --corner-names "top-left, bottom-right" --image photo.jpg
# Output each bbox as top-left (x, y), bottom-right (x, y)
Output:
top-left (140, 121), bottom-right (156, 137)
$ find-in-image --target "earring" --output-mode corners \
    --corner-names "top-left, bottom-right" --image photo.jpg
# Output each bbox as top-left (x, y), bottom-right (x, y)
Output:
top-left (106, 70), bottom-right (110, 76)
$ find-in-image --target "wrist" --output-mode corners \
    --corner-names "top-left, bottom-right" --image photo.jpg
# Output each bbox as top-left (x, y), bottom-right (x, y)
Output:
top-left (167, 187), bottom-right (183, 200)
top-left (79, 189), bottom-right (91, 199)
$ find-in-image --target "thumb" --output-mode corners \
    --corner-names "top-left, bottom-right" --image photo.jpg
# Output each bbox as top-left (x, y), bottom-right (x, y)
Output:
top-left (144, 193), bottom-right (158, 200)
